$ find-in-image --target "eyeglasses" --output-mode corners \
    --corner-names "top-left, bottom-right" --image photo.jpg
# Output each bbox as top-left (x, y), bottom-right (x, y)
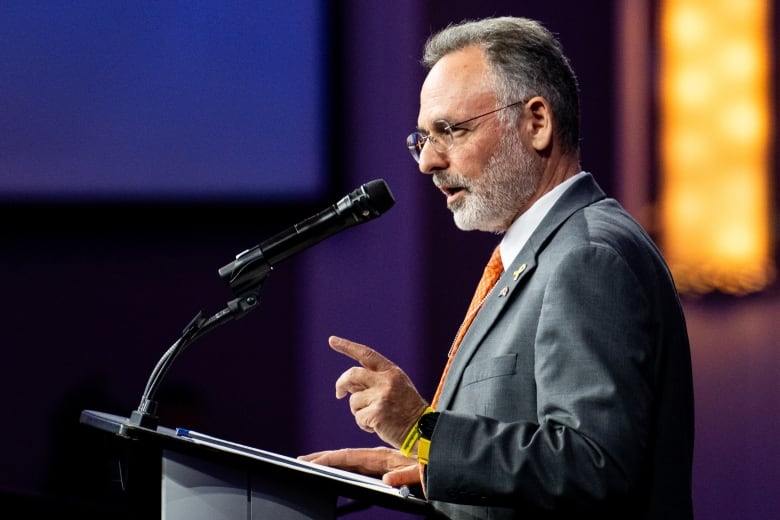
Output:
top-left (406, 100), bottom-right (527, 163)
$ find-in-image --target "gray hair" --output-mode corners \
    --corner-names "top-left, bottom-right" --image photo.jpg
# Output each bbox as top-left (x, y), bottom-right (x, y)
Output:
top-left (422, 17), bottom-right (580, 155)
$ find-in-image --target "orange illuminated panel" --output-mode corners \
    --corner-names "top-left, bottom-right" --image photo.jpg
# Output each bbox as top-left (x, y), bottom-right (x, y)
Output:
top-left (659, 0), bottom-right (774, 295)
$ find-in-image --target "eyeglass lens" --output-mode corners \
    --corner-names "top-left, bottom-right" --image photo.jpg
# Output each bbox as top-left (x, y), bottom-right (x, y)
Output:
top-left (406, 121), bottom-right (455, 163)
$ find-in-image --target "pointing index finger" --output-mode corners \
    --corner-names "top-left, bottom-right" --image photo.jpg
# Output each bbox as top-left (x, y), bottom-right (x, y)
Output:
top-left (328, 336), bottom-right (394, 371)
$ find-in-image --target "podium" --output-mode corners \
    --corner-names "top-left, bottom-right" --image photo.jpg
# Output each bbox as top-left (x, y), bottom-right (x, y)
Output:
top-left (79, 410), bottom-right (430, 519)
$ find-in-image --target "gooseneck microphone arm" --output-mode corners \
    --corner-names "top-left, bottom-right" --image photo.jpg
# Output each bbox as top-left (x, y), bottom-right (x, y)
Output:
top-left (128, 179), bottom-right (395, 429)
top-left (129, 288), bottom-right (261, 429)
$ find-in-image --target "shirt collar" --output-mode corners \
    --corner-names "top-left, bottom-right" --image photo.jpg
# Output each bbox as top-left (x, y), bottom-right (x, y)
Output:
top-left (499, 171), bottom-right (588, 269)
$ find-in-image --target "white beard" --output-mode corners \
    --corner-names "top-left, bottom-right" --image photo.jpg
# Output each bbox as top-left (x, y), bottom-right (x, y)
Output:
top-left (448, 131), bottom-right (542, 233)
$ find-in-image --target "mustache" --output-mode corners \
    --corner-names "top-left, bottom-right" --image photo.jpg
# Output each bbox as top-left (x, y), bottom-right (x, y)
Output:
top-left (433, 171), bottom-right (470, 189)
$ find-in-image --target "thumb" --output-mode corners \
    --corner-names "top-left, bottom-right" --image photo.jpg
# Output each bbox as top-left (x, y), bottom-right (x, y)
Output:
top-left (382, 463), bottom-right (422, 488)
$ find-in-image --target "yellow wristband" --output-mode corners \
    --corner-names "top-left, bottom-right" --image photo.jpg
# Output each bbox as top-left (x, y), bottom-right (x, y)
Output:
top-left (399, 406), bottom-right (434, 457)
top-left (417, 437), bottom-right (431, 465)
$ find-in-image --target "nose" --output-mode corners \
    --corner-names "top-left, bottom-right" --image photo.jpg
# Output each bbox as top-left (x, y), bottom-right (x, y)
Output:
top-left (417, 141), bottom-right (448, 175)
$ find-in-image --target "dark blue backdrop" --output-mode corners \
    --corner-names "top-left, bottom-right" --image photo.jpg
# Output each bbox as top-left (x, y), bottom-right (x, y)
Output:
top-left (0, 1), bottom-right (327, 202)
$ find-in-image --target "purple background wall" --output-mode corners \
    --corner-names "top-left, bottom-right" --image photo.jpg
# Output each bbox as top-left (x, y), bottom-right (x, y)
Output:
top-left (0, 1), bottom-right (778, 518)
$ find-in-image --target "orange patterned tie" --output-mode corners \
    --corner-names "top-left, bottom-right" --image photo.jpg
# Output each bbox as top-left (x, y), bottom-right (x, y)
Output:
top-left (431, 245), bottom-right (503, 408)
top-left (418, 246), bottom-right (503, 494)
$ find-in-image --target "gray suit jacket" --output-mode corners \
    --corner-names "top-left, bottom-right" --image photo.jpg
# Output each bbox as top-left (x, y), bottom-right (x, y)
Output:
top-left (425, 173), bottom-right (694, 519)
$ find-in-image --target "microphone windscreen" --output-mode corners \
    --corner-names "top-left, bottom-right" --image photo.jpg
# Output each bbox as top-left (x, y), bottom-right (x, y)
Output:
top-left (364, 179), bottom-right (395, 214)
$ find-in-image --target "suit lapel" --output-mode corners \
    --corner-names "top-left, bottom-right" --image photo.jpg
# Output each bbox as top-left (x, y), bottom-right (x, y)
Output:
top-left (436, 251), bottom-right (536, 408)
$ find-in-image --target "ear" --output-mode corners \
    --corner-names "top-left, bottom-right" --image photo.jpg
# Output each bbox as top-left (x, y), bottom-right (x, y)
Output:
top-left (524, 96), bottom-right (553, 152)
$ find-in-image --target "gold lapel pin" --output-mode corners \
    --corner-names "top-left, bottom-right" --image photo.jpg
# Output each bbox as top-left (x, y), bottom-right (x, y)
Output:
top-left (513, 263), bottom-right (527, 281)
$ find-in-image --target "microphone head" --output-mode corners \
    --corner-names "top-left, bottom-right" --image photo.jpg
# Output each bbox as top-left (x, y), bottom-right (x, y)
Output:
top-left (337, 179), bottom-right (395, 223)
top-left (363, 178), bottom-right (395, 215)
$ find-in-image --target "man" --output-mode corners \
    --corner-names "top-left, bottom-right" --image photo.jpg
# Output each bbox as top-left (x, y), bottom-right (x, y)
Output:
top-left (301, 16), bottom-right (694, 519)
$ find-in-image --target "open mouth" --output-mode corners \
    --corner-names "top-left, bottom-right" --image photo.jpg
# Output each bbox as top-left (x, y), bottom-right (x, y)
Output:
top-left (440, 185), bottom-right (466, 205)
top-left (433, 176), bottom-right (468, 206)
top-left (441, 185), bottom-right (464, 196)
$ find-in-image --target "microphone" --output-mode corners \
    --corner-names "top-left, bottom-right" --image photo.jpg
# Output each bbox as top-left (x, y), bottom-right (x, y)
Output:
top-left (218, 178), bottom-right (395, 295)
